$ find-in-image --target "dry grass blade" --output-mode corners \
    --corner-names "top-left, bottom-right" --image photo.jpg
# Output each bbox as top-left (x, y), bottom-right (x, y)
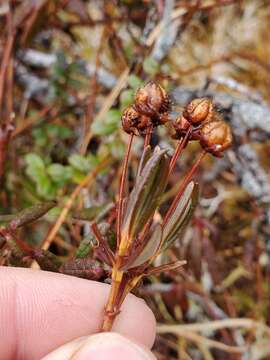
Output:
top-left (157, 318), bottom-right (270, 335)
top-left (163, 328), bottom-right (247, 353)
top-left (157, 318), bottom-right (270, 354)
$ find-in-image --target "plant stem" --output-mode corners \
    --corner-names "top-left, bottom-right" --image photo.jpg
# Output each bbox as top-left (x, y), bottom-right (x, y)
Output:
top-left (102, 133), bottom-right (135, 331)
top-left (144, 124), bottom-right (153, 148)
top-left (117, 134), bottom-right (134, 247)
top-left (0, 229), bottom-right (33, 255)
top-left (169, 128), bottom-right (191, 175)
top-left (91, 223), bottom-right (115, 266)
top-left (163, 149), bottom-right (206, 227)
top-left (101, 259), bottom-right (124, 331)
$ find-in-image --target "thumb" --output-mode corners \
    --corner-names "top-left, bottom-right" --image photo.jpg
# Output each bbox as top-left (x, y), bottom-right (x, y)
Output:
top-left (42, 332), bottom-right (156, 360)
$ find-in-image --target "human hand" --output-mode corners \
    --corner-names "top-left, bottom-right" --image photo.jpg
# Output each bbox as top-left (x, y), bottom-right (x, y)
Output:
top-left (0, 267), bottom-right (156, 359)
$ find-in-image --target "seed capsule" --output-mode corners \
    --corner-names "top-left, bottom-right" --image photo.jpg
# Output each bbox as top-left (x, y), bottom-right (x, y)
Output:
top-left (121, 105), bottom-right (140, 134)
top-left (134, 81), bottom-right (171, 117)
top-left (199, 119), bottom-right (232, 156)
top-left (172, 115), bottom-right (190, 139)
top-left (183, 98), bottom-right (213, 125)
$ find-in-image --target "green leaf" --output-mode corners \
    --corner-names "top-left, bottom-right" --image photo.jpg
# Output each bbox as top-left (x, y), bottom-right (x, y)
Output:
top-left (121, 146), bottom-right (169, 250)
top-left (120, 89), bottom-right (134, 108)
top-left (107, 138), bottom-right (126, 159)
top-left (68, 154), bottom-right (89, 172)
top-left (25, 153), bottom-right (46, 185)
top-left (72, 206), bottom-right (104, 221)
top-left (25, 153), bottom-right (56, 198)
top-left (76, 222), bottom-right (111, 258)
top-left (69, 154), bottom-right (98, 173)
top-left (45, 124), bottom-right (72, 139)
top-left (128, 74), bottom-right (143, 89)
top-left (25, 153), bottom-right (45, 171)
top-left (70, 167), bottom-right (86, 183)
top-left (91, 109), bottom-right (121, 136)
top-left (162, 181), bottom-right (199, 250)
top-left (76, 237), bottom-right (93, 258)
top-left (76, 222), bottom-right (115, 258)
top-left (143, 57), bottom-right (159, 76)
top-left (36, 174), bottom-right (55, 199)
top-left (32, 128), bottom-right (47, 147)
top-left (47, 164), bottom-right (72, 183)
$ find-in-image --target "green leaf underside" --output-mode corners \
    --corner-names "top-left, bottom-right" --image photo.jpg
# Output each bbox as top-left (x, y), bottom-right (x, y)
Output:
top-left (162, 181), bottom-right (199, 250)
top-left (125, 224), bottom-right (163, 269)
top-left (76, 222), bottom-right (111, 258)
top-left (121, 147), bottom-right (169, 246)
top-left (76, 237), bottom-right (93, 258)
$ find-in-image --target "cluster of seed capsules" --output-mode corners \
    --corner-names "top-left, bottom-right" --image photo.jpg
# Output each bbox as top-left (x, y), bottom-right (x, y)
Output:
top-left (121, 82), bottom-right (232, 157)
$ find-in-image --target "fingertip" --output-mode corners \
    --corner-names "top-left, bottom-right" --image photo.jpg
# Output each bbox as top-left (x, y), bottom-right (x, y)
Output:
top-left (0, 267), bottom-right (156, 358)
top-left (114, 294), bottom-right (156, 348)
top-left (42, 333), bottom-right (156, 360)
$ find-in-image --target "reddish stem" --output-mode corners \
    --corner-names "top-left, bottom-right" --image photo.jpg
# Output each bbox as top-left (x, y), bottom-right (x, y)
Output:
top-left (0, 13), bottom-right (14, 115)
top-left (169, 127), bottom-right (191, 175)
top-left (143, 125), bottom-right (153, 148)
top-left (91, 223), bottom-right (115, 266)
top-left (0, 229), bottom-right (33, 255)
top-left (162, 149), bottom-right (206, 227)
top-left (117, 134), bottom-right (134, 247)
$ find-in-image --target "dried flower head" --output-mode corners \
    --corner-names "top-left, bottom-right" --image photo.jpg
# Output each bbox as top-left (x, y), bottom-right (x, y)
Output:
top-left (121, 105), bottom-right (141, 135)
top-left (199, 118), bottom-right (232, 156)
top-left (121, 106), bottom-right (153, 135)
top-left (134, 81), bottom-right (171, 117)
top-left (172, 115), bottom-right (190, 139)
top-left (183, 98), bottom-right (213, 125)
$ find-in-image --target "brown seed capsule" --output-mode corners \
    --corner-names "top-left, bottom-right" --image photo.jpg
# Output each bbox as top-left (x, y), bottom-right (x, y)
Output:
top-left (199, 118), bottom-right (232, 156)
top-left (172, 115), bottom-right (190, 139)
top-left (137, 115), bottom-right (152, 133)
top-left (121, 105), bottom-right (140, 134)
top-left (183, 98), bottom-right (213, 125)
top-left (134, 81), bottom-right (171, 117)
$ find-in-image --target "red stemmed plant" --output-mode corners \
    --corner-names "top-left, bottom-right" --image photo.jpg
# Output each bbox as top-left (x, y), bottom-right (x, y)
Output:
top-left (100, 82), bottom-right (232, 331)
top-left (0, 82), bottom-right (232, 333)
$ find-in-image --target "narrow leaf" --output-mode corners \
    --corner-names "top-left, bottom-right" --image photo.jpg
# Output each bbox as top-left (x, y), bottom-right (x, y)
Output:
top-left (145, 260), bottom-right (187, 275)
top-left (72, 205), bottom-right (104, 221)
top-left (76, 222), bottom-right (112, 258)
top-left (76, 236), bottom-right (93, 258)
top-left (32, 250), bottom-right (62, 272)
top-left (59, 258), bottom-right (105, 280)
top-left (136, 145), bottom-right (152, 180)
top-left (162, 181), bottom-right (199, 250)
top-left (121, 147), bottom-right (169, 251)
top-left (124, 224), bottom-right (163, 270)
top-left (7, 201), bottom-right (56, 230)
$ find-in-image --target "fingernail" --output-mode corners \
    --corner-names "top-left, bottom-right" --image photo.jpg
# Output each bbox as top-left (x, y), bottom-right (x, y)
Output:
top-left (41, 336), bottom-right (87, 360)
top-left (72, 333), bottom-right (155, 360)
top-left (42, 332), bottom-right (156, 360)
